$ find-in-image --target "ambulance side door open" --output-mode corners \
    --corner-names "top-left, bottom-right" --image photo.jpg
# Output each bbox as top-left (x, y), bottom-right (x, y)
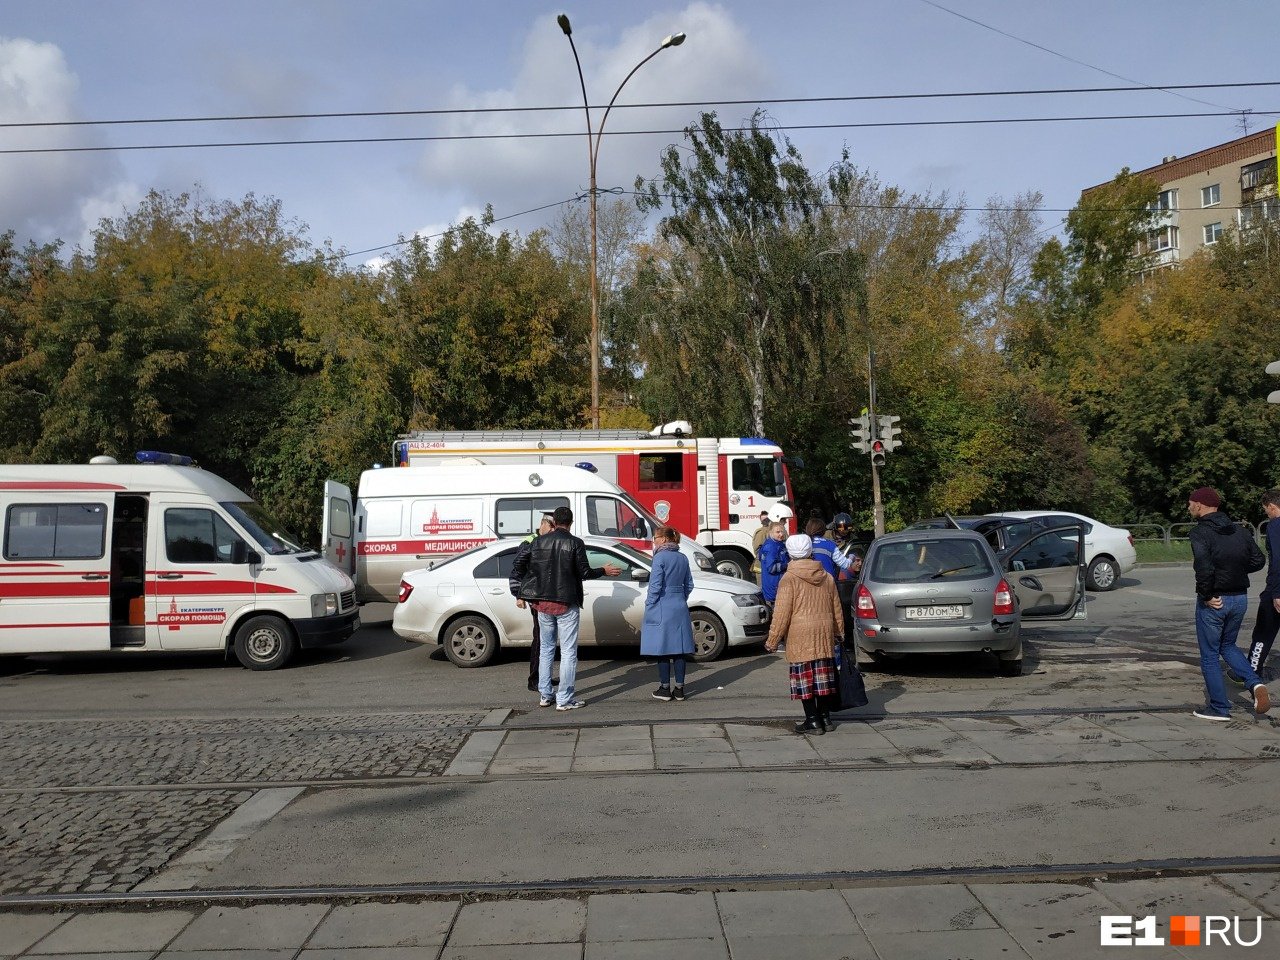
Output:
top-left (149, 498), bottom-right (255, 650)
top-left (323, 480), bottom-right (354, 575)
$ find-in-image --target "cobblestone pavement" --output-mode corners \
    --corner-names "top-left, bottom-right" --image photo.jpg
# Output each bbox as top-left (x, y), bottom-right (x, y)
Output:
top-left (0, 712), bottom-right (483, 897)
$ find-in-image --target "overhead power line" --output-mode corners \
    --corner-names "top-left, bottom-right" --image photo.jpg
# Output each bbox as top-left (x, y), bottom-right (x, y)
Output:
top-left (0, 82), bottom-right (1276, 130)
top-left (3, 110), bottom-right (1275, 156)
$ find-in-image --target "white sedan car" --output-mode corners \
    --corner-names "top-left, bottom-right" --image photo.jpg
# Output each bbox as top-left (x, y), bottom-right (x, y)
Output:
top-left (393, 537), bottom-right (771, 667)
top-left (986, 511), bottom-right (1137, 591)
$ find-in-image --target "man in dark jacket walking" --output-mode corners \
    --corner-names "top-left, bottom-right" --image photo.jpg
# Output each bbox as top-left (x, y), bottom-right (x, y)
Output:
top-left (1188, 486), bottom-right (1270, 720)
top-left (512, 506), bottom-right (620, 711)
top-left (1244, 489), bottom-right (1280, 680)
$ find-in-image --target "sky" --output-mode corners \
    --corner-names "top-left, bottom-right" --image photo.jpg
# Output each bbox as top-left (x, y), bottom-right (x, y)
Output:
top-left (2, 1), bottom-right (1277, 266)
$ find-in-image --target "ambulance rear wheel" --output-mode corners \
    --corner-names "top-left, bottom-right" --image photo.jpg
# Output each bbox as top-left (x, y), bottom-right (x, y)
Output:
top-left (233, 615), bottom-right (297, 670)
top-left (712, 550), bottom-right (749, 580)
top-left (443, 615), bottom-right (499, 667)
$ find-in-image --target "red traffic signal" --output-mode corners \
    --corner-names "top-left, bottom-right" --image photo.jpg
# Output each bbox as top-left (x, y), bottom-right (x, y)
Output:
top-left (870, 439), bottom-right (886, 467)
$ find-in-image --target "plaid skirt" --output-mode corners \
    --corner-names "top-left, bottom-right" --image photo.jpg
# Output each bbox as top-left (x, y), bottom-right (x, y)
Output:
top-left (788, 657), bottom-right (836, 700)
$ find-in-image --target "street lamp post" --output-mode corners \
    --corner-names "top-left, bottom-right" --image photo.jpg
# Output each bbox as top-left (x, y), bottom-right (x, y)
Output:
top-left (557, 14), bottom-right (685, 429)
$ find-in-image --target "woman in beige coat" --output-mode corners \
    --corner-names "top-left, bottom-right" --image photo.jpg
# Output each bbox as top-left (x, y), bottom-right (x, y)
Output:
top-left (764, 534), bottom-right (845, 735)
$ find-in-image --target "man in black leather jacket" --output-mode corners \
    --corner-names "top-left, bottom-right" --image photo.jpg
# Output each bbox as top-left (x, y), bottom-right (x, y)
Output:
top-left (1187, 486), bottom-right (1270, 720)
top-left (513, 505), bottom-right (620, 710)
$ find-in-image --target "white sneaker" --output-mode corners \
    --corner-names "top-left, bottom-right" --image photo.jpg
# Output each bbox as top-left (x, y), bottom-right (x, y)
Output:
top-left (1192, 709), bottom-right (1231, 722)
top-left (1252, 684), bottom-right (1271, 715)
top-left (555, 699), bottom-right (587, 711)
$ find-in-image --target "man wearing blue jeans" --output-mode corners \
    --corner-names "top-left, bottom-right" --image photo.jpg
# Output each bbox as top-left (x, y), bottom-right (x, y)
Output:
top-left (1188, 487), bottom-right (1271, 720)
top-left (512, 506), bottom-right (620, 711)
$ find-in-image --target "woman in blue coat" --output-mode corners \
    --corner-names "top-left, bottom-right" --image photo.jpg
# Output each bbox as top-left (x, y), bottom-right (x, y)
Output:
top-left (758, 521), bottom-right (790, 605)
top-left (641, 525), bottom-right (695, 701)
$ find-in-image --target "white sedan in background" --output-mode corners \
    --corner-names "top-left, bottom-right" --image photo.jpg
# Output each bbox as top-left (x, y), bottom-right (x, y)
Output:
top-left (986, 510), bottom-right (1137, 591)
top-left (393, 537), bottom-right (771, 667)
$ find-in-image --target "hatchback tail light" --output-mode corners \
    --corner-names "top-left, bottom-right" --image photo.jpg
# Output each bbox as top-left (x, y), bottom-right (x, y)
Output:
top-left (397, 580), bottom-right (414, 604)
top-left (855, 583), bottom-right (877, 619)
top-left (993, 578), bottom-right (1014, 616)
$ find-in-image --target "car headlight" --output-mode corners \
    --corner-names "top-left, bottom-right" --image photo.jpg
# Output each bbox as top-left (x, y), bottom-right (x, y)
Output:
top-left (695, 554), bottom-right (713, 571)
top-left (732, 593), bottom-right (764, 607)
top-left (311, 593), bottom-right (338, 617)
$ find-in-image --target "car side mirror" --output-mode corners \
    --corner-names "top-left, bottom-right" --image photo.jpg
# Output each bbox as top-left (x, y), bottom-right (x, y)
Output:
top-left (631, 569), bottom-right (650, 583)
top-left (231, 542), bottom-right (262, 565)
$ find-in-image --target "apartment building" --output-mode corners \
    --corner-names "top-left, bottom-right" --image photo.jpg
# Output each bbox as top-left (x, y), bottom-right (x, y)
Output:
top-left (1081, 127), bottom-right (1278, 269)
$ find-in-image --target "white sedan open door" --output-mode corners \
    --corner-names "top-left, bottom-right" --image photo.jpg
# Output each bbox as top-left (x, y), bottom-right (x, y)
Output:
top-left (322, 480), bottom-right (354, 576)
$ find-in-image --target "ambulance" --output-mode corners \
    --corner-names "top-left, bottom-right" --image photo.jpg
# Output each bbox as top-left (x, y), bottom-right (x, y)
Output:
top-left (392, 421), bottom-right (798, 579)
top-left (322, 463), bottom-right (716, 603)
top-left (0, 452), bottom-right (359, 670)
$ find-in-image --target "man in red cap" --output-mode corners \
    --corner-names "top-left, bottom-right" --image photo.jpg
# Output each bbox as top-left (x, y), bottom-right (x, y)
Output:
top-left (1187, 486), bottom-right (1270, 720)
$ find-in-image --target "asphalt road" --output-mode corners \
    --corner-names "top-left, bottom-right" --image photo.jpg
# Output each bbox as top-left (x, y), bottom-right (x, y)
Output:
top-left (1, 565), bottom-right (1277, 901)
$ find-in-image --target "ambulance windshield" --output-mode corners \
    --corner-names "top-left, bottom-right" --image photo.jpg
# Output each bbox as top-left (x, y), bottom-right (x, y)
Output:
top-left (222, 501), bottom-right (308, 555)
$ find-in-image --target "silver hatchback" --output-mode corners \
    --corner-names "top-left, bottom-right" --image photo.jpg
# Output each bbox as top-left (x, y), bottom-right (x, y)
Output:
top-left (852, 527), bottom-right (1085, 676)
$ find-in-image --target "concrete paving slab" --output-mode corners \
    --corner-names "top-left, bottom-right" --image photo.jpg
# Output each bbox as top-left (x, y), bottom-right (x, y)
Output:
top-left (485, 756), bottom-right (574, 775)
top-left (573, 739), bottom-right (651, 757)
top-left (167, 905), bottom-right (330, 951)
top-left (307, 902), bottom-right (459, 948)
top-left (716, 890), bottom-right (857, 938)
top-left (439, 946), bottom-right (581, 960)
top-left (585, 938), bottom-right (726, 960)
top-left (444, 731), bottom-right (506, 777)
top-left (1095, 875), bottom-right (1268, 922)
top-left (1140, 739), bottom-right (1256, 760)
top-left (651, 724), bottom-right (724, 739)
top-left (970, 882), bottom-right (1117, 935)
top-left (732, 745), bottom-right (825, 766)
top-left (575, 727), bottom-right (651, 742)
top-left (493, 740), bottom-right (578, 759)
top-left (18, 955), bottom-right (152, 960)
top-left (653, 750), bottom-right (739, 769)
top-left (300, 950), bottom-right (443, 960)
top-left (571, 755), bottom-right (653, 772)
top-left (448, 899), bottom-right (586, 946)
top-left (846, 884), bottom-right (998, 933)
top-left (156, 951), bottom-right (294, 960)
top-left (0, 914), bottom-right (71, 954)
top-left (27, 910), bottom-right (195, 953)
top-left (1170, 922), bottom-right (1280, 959)
top-left (1217, 873), bottom-right (1280, 915)
top-left (652, 737), bottom-right (734, 751)
top-left (502, 730), bottom-right (579, 745)
top-left (872, 928), bottom-right (1033, 959)
top-left (585, 892), bottom-right (719, 942)
top-left (721, 932), bottom-right (874, 960)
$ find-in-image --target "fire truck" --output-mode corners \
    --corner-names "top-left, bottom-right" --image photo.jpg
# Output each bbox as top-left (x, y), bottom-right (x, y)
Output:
top-left (392, 421), bottom-right (798, 579)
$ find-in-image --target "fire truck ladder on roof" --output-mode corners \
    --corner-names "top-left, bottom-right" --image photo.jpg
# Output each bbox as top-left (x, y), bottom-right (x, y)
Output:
top-left (399, 429), bottom-right (696, 443)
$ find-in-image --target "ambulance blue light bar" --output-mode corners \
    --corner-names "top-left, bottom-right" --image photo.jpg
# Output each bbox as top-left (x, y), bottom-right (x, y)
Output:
top-left (574, 461), bottom-right (599, 473)
top-left (136, 451), bottom-right (194, 466)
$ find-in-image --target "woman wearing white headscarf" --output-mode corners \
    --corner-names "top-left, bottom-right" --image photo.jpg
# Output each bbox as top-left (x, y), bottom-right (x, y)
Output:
top-left (764, 534), bottom-right (844, 734)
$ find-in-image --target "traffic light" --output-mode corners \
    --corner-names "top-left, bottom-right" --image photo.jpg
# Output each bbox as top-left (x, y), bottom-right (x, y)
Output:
top-left (849, 413), bottom-right (872, 452)
top-left (877, 414), bottom-right (902, 452)
top-left (870, 439), bottom-right (886, 467)
top-left (1268, 360), bottom-right (1280, 403)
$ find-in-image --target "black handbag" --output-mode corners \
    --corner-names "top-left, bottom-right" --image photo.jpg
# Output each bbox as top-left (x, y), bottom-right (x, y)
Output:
top-left (834, 643), bottom-right (869, 709)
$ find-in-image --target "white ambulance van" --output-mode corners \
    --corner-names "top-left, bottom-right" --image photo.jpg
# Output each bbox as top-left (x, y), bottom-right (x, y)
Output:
top-left (0, 452), bottom-right (359, 670)
top-left (323, 463), bottom-right (716, 603)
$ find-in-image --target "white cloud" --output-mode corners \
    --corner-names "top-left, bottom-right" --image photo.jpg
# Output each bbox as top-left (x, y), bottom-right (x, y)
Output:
top-left (412, 3), bottom-right (770, 231)
top-left (0, 35), bottom-right (136, 249)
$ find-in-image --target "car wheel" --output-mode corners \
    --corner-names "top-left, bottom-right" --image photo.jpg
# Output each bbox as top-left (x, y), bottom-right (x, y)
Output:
top-left (689, 610), bottom-right (728, 662)
top-left (997, 639), bottom-right (1024, 676)
top-left (443, 615), bottom-right (499, 667)
top-left (233, 615), bottom-right (297, 671)
top-left (712, 549), bottom-right (749, 580)
top-left (1086, 556), bottom-right (1119, 592)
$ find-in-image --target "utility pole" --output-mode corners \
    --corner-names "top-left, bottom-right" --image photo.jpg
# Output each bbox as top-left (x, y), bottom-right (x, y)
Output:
top-left (868, 347), bottom-right (885, 536)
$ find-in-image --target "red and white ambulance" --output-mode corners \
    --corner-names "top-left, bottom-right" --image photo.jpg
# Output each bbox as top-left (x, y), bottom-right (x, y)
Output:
top-left (0, 452), bottom-right (359, 670)
top-left (392, 421), bottom-right (797, 579)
